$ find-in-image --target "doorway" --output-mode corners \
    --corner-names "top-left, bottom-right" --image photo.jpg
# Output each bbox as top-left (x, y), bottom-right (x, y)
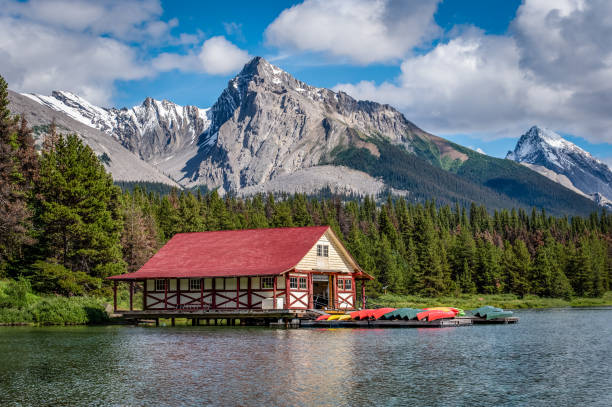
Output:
top-left (312, 276), bottom-right (330, 309)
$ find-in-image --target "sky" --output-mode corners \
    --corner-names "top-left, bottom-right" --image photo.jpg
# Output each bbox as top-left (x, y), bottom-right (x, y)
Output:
top-left (1, 0), bottom-right (611, 165)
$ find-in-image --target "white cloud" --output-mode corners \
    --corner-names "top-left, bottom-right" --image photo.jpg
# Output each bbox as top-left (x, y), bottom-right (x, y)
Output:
top-left (334, 0), bottom-right (612, 145)
top-left (2, 0), bottom-right (171, 41)
top-left (198, 36), bottom-right (251, 75)
top-left (0, 15), bottom-right (151, 105)
top-left (265, 0), bottom-right (441, 64)
top-left (152, 36), bottom-right (251, 76)
top-left (0, 0), bottom-right (247, 105)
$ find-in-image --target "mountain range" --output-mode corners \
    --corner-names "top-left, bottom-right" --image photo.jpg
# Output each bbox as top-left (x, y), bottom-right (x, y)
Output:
top-left (6, 57), bottom-right (607, 216)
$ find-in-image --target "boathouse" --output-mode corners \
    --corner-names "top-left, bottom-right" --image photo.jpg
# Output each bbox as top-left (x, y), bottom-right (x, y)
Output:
top-left (108, 226), bottom-right (372, 313)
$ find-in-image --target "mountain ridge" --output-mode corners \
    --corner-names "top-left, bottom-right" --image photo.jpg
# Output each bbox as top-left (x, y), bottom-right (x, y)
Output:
top-left (12, 57), bottom-right (601, 215)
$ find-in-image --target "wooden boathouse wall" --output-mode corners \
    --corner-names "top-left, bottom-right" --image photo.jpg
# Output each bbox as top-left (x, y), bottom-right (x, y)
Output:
top-left (109, 226), bottom-right (372, 313)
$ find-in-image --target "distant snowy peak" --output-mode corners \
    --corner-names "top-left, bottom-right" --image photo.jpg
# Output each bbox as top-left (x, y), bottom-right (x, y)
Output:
top-left (507, 125), bottom-right (612, 206)
top-left (506, 125), bottom-right (604, 170)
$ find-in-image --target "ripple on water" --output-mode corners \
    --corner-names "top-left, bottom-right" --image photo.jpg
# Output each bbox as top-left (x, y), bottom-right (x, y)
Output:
top-left (1, 308), bottom-right (611, 406)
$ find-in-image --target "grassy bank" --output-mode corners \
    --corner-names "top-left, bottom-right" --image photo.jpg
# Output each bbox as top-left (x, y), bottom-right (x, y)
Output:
top-left (0, 279), bottom-right (109, 325)
top-left (369, 291), bottom-right (612, 310)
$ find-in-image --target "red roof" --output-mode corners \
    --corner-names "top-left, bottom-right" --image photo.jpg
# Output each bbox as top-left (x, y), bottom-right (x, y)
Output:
top-left (108, 226), bottom-right (332, 280)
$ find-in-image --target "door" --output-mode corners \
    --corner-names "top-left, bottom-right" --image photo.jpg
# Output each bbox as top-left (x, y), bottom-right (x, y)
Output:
top-left (311, 274), bottom-right (329, 309)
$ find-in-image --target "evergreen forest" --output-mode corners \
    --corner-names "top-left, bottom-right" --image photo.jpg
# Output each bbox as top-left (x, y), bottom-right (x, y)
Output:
top-left (1, 74), bottom-right (611, 306)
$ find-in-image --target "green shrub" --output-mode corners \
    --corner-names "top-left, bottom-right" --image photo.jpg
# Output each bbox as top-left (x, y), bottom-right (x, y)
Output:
top-left (30, 296), bottom-right (109, 325)
top-left (28, 261), bottom-right (101, 296)
top-left (0, 278), bottom-right (34, 309)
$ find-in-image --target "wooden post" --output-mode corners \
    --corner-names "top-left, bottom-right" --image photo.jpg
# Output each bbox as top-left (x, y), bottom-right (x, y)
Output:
top-left (351, 277), bottom-right (356, 309)
top-left (285, 273), bottom-right (290, 310)
top-left (308, 273), bottom-right (313, 309)
top-left (177, 279), bottom-right (181, 310)
top-left (361, 280), bottom-right (366, 309)
top-left (113, 281), bottom-right (118, 312)
top-left (143, 279), bottom-right (147, 310)
top-left (236, 278), bottom-right (240, 309)
top-left (129, 281), bottom-right (134, 311)
top-left (273, 276), bottom-right (277, 310)
top-left (191, 318), bottom-right (196, 326)
top-left (211, 278), bottom-right (216, 309)
top-left (171, 318), bottom-right (175, 327)
top-left (164, 279), bottom-right (169, 310)
top-left (247, 277), bottom-right (252, 309)
top-left (200, 278), bottom-right (204, 310)
top-left (155, 318), bottom-right (159, 327)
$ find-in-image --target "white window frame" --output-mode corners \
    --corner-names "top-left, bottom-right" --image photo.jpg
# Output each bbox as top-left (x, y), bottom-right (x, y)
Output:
top-left (299, 277), bottom-right (307, 290)
top-left (290, 277), bottom-right (298, 289)
top-left (344, 278), bottom-right (352, 291)
top-left (155, 279), bottom-right (166, 292)
top-left (189, 279), bottom-right (201, 291)
top-left (261, 276), bottom-right (274, 289)
top-left (317, 244), bottom-right (329, 257)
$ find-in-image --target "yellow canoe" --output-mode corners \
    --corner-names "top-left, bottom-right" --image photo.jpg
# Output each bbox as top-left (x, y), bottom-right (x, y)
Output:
top-left (337, 315), bottom-right (351, 321)
top-left (327, 315), bottom-right (342, 320)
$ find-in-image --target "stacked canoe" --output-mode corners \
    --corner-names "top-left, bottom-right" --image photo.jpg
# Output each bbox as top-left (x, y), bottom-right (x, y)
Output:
top-left (313, 305), bottom-right (514, 324)
top-left (465, 305), bottom-right (514, 321)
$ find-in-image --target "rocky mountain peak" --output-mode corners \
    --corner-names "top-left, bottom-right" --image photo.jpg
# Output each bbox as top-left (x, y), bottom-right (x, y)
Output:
top-left (507, 125), bottom-right (612, 206)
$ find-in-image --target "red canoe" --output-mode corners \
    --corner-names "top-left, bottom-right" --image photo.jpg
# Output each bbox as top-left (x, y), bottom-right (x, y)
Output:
top-left (426, 310), bottom-right (457, 321)
top-left (350, 310), bottom-right (362, 320)
top-left (315, 314), bottom-right (330, 321)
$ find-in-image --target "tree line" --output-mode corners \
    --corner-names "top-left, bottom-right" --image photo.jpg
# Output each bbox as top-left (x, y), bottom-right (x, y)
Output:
top-left (1, 75), bottom-right (611, 299)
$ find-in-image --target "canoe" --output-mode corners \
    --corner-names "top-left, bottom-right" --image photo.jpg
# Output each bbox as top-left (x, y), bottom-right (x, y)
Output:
top-left (424, 307), bottom-right (459, 313)
top-left (389, 308), bottom-right (424, 320)
top-left (416, 310), bottom-right (432, 321)
top-left (338, 315), bottom-right (352, 321)
top-left (426, 310), bottom-right (457, 321)
top-left (466, 305), bottom-right (502, 317)
top-left (372, 308), bottom-right (396, 320)
top-left (485, 310), bottom-right (513, 320)
top-left (350, 310), bottom-right (362, 319)
top-left (315, 315), bottom-right (330, 321)
top-left (360, 309), bottom-right (377, 320)
top-left (327, 315), bottom-right (342, 321)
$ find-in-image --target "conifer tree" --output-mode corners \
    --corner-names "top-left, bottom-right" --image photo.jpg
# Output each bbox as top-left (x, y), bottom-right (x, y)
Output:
top-left (34, 134), bottom-right (125, 280)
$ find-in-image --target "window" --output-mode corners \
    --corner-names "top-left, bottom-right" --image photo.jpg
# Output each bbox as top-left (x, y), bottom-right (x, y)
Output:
top-left (261, 276), bottom-right (274, 289)
top-left (189, 279), bottom-right (201, 291)
top-left (290, 277), bottom-right (298, 289)
top-left (299, 277), bottom-right (307, 290)
top-left (337, 278), bottom-right (352, 291)
top-left (317, 244), bottom-right (329, 257)
top-left (155, 279), bottom-right (166, 291)
top-left (344, 279), bottom-right (352, 291)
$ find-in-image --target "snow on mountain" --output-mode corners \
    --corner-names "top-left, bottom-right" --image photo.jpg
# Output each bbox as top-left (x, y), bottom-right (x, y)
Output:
top-left (8, 90), bottom-right (181, 187)
top-left (507, 126), bottom-right (612, 206)
top-left (22, 90), bottom-right (212, 184)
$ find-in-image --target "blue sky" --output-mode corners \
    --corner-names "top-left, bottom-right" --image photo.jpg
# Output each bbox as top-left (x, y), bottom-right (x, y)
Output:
top-left (1, 0), bottom-right (611, 164)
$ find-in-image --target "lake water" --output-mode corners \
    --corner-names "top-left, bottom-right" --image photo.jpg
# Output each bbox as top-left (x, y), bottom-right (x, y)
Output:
top-left (1, 308), bottom-right (611, 406)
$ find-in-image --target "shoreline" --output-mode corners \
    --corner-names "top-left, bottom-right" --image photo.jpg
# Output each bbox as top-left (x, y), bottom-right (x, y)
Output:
top-left (369, 292), bottom-right (612, 311)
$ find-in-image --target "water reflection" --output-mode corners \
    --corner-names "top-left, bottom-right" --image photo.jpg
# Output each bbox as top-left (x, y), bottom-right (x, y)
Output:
top-left (1, 308), bottom-right (612, 406)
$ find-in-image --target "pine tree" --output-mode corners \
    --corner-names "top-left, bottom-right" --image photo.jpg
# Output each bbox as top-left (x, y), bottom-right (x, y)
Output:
top-left (34, 134), bottom-right (125, 280)
top-left (0, 75), bottom-right (37, 270)
top-left (121, 195), bottom-right (159, 272)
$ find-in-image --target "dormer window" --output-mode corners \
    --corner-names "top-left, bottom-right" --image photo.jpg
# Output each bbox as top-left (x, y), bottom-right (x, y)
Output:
top-left (317, 244), bottom-right (329, 257)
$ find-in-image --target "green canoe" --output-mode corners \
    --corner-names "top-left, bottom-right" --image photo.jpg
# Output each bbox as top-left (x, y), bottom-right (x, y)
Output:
top-left (485, 310), bottom-right (513, 320)
top-left (382, 308), bottom-right (423, 320)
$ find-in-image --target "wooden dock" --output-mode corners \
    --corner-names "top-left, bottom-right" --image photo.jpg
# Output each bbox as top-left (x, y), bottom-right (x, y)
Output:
top-left (113, 309), bottom-right (320, 326)
top-left (112, 310), bottom-right (518, 328)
